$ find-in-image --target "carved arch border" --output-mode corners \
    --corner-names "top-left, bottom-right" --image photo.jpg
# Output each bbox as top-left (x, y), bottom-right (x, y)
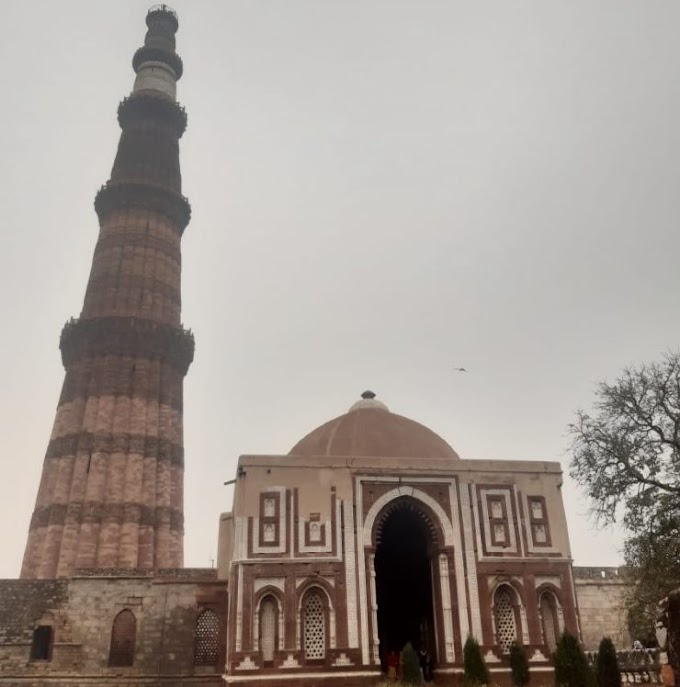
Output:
top-left (490, 579), bottom-right (530, 648)
top-left (252, 586), bottom-right (285, 653)
top-left (363, 485), bottom-right (455, 548)
top-left (490, 577), bottom-right (526, 604)
top-left (535, 582), bottom-right (563, 605)
top-left (535, 584), bottom-right (565, 647)
top-left (295, 580), bottom-right (337, 653)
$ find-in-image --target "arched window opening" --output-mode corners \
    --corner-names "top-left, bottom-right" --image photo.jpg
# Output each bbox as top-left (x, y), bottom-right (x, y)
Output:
top-left (303, 590), bottom-right (325, 660)
top-left (194, 609), bottom-right (219, 666)
top-left (108, 609), bottom-right (136, 667)
top-left (540, 592), bottom-right (559, 653)
top-left (494, 586), bottom-right (518, 654)
top-left (30, 626), bottom-right (53, 661)
top-left (259, 596), bottom-right (277, 663)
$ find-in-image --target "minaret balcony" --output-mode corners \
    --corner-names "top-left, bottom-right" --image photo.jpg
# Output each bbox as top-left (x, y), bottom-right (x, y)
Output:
top-left (133, 45), bottom-right (183, 81)
top-left (118, 94), bottom-right (187, 136)
top-left (60, 316), bottom-right (195, 375)
top-left (94, 181), bottom-right (191, 234)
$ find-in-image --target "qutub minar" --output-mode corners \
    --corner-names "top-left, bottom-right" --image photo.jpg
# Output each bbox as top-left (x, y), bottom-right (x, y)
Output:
top-left (21, 4), bottom-right (193, 579)
top-left (0, 6), bottom-right (631, 687)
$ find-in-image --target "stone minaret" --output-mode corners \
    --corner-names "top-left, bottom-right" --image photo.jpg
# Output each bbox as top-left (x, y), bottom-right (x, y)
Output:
top-left (21, 6), bottom-right (193, 579)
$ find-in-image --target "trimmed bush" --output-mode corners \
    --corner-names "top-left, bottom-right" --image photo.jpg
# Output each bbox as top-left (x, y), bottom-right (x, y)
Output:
top-left (509, 641), bottom-right (530, 687)
top-left (596, 637), bottom-right (621, 687)
top-left (400, 643), bottom-right (421, 685)
top-left (553, 632), bottom-right (595, 687)
top-left (463, 636), bottom-right (490, 687)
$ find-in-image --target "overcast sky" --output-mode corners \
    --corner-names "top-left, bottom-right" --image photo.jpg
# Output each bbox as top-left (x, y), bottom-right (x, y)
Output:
top-left (1, 1), bottom-right (679, 578)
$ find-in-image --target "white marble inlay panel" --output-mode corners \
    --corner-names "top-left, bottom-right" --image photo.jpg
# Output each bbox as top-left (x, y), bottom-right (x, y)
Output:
top-left (448, 481), bottom-right (470, 641)
top-left (460, 482), bottom-right (483, 639)
top-left (439, 553), bottom-right (455, 662)
top-left (343, 499), bottom-right (359, 649)
top-left (253, 486), bottom-right (287, 554)
top-left (235, 564), bottom-right (244, 651)
top-left (479, 488), bottom-right (517, 554)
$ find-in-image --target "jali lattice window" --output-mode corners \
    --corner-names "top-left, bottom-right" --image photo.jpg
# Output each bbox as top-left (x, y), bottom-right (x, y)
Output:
top-left (493, 586), bottom-right (517, 653)
top-left (194, 609), bottom-right (219, 666)
top-left (109, 609), bottom-right (136, 667)
top-left (259, 596), bottom-right (277, 662)
top-left (303, 590), bottom-right (325, 660)
top-left (540, 592), bottom-right (559, 652)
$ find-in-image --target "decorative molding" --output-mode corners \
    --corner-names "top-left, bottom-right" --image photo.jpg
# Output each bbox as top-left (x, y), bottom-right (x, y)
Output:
top-left (519, 604), bottom-right (530, 645)
top-left (235, 656), bottom-right (258, 671)
top-left (439, 553), bottom-right (455, 663)
top-left (362, 485), bottom-right (455, 548)
top-left (488, 574), bottom-right (524, 592)
top-left (295, 576), bottom-right (335, 590)
top-left (355, 477), bottom-right (370, 666)
top-left (343, 500), bottom-right (359, 649)
top-left (484, 650), bottom-right (501, 663)
top-left (253, 577), bottom-right (285, 595)
top-left (522, 493), bottom-right (559, 555)
top-left (333, 652), bottom-right (354, 667)
top-left (527, 495), bottom-right (553, 548)
top-left (235, 564), bottom-right (244, 652)
top-left (252, 487), bottom-right (287, 554)
top-left (530, 649), bottom-right (548, 662)
top-left (298, 518), bottom-right (332, 553)
top-left (281, 654), bottom-right (301, 669)
top-left (534, 576), bottom-right (562, 590)
top-left (459, 482), bottom-right (483, 639)
top-left (479, 488), bottom-right (518, 554)
top-left (448, 481), bottom-right (470, 641)
top-left (368, 553), bottom-right (379, 665)
top-left (513, 484), bottom-right (526, 557)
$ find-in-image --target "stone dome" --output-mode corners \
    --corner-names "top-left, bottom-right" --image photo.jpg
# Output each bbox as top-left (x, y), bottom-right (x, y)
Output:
top-left (289, 391), bottom-right (459, 460)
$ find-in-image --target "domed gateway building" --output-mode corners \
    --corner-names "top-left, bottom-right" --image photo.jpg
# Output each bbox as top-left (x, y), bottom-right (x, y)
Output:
top-left (219, 391), bottom-right (579, 686)
top-left (0, 7), bottom-right (588, 687)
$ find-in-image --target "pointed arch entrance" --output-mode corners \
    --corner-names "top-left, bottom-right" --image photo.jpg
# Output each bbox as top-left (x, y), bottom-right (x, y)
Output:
top-left (371, 495), bottom-right (443, 671)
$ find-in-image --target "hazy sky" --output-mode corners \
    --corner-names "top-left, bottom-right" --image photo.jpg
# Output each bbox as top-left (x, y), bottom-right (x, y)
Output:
top-left (1, 1), bottom-right (679, 578)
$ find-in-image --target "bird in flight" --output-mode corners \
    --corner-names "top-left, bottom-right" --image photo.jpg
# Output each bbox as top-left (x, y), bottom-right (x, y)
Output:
top-left (452, 367), bottom-right (467, 372)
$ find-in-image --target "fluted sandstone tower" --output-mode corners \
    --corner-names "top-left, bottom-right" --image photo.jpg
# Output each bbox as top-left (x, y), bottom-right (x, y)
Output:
top-left (21, 5), bottom-right (193, 579)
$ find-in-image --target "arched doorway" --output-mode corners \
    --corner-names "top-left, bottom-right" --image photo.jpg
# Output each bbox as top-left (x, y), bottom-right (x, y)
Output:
top-left (374, 497), bottom-right (438, 670)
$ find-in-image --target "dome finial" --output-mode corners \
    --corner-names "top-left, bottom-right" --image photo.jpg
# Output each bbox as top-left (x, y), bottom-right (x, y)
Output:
top-left (349, 391), bottom-right (388, 413)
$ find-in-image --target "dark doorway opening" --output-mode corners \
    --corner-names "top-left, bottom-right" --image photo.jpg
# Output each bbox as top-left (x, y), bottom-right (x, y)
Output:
top-left (375, 499), bottom-right (437, 671)
top-left (30, 626), bottom-right (53, 661)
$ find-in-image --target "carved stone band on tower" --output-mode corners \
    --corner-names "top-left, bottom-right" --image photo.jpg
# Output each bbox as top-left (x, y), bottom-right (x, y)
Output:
top-left (20, 5), bottom-right (194, 579)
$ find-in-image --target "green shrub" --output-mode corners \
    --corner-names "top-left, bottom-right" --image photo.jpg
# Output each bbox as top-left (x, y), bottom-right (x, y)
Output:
top-left (509, 641), bottom-right (530, 687)
top-left (463, 636), bottom-right (489, 687)
top-left (553, 632), bottom-right (595, 687)
top-left (595, 637), bottom-right (621, 687)
top-left (400, 642), bottom-right (421, 685)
